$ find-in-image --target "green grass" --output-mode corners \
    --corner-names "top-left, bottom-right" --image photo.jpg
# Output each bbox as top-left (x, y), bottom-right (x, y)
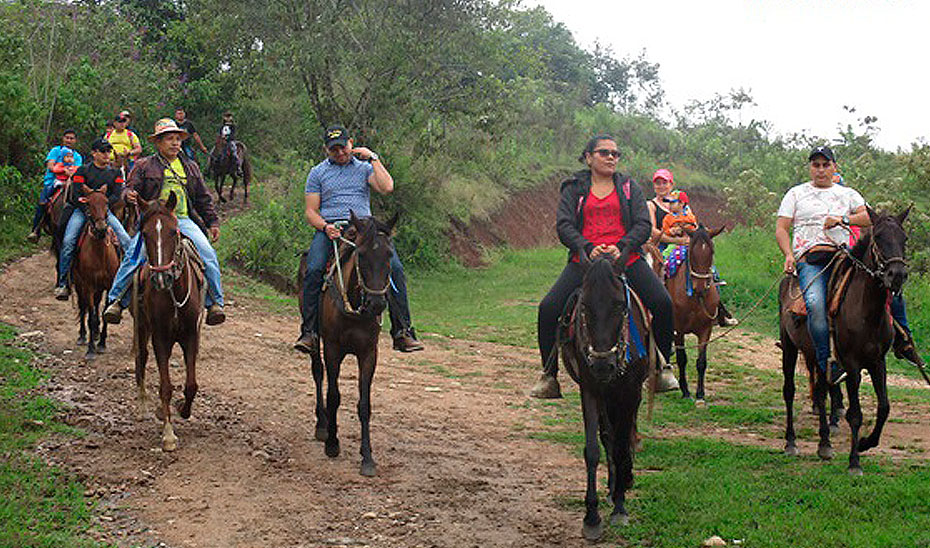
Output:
top-left (0, 323), bottom-right (103, 548)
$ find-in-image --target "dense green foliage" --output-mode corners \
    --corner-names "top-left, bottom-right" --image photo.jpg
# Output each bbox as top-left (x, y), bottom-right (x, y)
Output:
top-left (0, 323), bottom-right (102, 547)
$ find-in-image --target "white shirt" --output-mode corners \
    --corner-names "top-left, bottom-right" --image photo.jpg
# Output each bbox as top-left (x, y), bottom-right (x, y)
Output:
top-left (777, 181), bottom-right (865, 259)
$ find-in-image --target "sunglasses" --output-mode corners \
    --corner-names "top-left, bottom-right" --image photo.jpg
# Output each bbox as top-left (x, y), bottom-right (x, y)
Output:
top-left (810, 161), bottom-right (832, 169)
top-left (593, 149), bottom-right (620, 159)
top-left (116, 118), bottom-right (128, 123)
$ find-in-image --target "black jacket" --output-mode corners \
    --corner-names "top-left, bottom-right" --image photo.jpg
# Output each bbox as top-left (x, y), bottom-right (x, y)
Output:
top-left (555, 170), bottom-right (652, 262)
top-left (69, 163), bottom-right (124, 213)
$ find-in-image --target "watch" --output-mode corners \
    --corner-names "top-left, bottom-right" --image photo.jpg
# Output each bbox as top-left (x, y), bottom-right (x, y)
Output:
top-left (842, 214), bottom-right (850, 225)
top-left (368, 152), bottom-right (379, 162)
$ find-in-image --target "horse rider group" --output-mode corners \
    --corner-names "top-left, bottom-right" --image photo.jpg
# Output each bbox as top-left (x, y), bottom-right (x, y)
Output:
top-left (529, 139), bottom-right (924, 399)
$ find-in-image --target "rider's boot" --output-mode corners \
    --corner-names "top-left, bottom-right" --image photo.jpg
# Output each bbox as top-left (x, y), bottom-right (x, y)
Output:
top-left (103, 300), bottom-right (124, 324)
top-left (206, 305), bottom-right (226, 326)
top-left (655, 351), bottom-right (680, 393)
top-left (530, 372), bottom-right (562, 399)
top-left (393, 328), bottom-right (424, 352)
top-left (293, 330), bottom-right (319, 354)
top-left (717, 301), bottom-right (739, 327)
top-left (893, 324), bottom-right (925, 367)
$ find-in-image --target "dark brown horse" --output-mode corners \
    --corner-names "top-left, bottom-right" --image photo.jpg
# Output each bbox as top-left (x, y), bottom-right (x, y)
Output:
top-left (132, 192), bottom-right (206, 451)
top-left (209, 136), bottom-right (251, 204)
top-left (780, 207), bottom-right (910, 474)
top-left (663, 226), bottom-right (724, 403)
top-left (297, 212), bottom-right (396, 476)
top-left (112, 197), bottom-right (138, 236)
top-left (559, 254), bottom-right (651, 541)
top-left (72, 185), bottom-right (119, 359)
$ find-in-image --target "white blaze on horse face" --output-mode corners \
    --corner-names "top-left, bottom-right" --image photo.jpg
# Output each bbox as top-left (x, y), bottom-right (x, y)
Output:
top-left (155, 218), bottom-right (163, 265)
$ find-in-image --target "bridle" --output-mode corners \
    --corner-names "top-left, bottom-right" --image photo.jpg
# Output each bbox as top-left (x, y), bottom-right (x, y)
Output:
top-left (575, 275), bottom-right (633, 380)
top-left (331, 227), bottom-right (392, 317)
top-left (144, 213), bottom-right (194, 314)
top-left (686, 236), bottom-right (719, 320)
top-left (836, 219), bottom-right (907, 289)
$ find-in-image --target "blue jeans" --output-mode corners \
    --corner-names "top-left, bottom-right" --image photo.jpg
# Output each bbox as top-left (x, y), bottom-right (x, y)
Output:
top-left (57, 209), bottom-right (131, 286)
top-left (797, 259), bottom-right (834, 371)
top-left (891, 294), bottom-right (909, 332)
top-left (107, 218), bottom-right (223, 308)
top-left (299, 230), bottom-right (413, 337)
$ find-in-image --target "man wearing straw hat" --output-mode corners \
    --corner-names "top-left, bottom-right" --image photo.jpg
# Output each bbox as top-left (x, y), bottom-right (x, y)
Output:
top-left (103, 118), bottom-right (226, 326)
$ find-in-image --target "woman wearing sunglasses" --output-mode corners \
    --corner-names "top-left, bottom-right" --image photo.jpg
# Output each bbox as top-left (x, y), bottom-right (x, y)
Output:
top-left (530, 135), bottom-right (678, 398)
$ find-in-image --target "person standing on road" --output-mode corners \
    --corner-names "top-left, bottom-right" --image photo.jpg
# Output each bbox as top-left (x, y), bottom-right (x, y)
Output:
top-left (293, 124), bottom-right (424, 354)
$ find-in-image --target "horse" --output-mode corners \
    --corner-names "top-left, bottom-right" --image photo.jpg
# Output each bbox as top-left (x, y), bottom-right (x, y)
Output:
top-left (208, 136), bottom-right (251, 204)
top-left (663, 226), bottom-right (725, 403)
top-left (71, 185), bottom-right (120, 359)
top-left (112, 197), bottom-right (138, 236)
top-left (297, 211), bottom-right (397, 477)
top-left (780, 207), bottom-right (909, 474)
top-left (559, 253), bottom-right (652, 541)
top-left (131, 191), bottom-right (206, 451)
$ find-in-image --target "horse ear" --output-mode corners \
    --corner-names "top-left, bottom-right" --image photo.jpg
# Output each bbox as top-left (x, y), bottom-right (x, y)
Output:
top-left (708, 225), bottom-right (726, 239)
top-left (896, 205), bottom-right (912, 225)
top-left (385, 212), bottom-right (399, 233)
top-left (349, 209), bottom-right (359, 226)
top-left (82, 183), bottom-right (92, 196)
top-left (166, 190), bottom-right (177, 212)
top-left (866, 205), bottom-right (877, 225)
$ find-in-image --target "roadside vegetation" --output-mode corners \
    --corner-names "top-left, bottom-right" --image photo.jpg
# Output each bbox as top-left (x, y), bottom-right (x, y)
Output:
top-left (0, 323), bottom-right (104, 547)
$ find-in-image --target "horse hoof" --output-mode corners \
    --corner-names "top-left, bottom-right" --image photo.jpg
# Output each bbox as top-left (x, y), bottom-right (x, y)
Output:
top-left (817, 445), bottom-right (834, 461)
top-left (163, 440), bottom-right (177, 452)
top-left (96, 345), bottom-right (106, 354)
top-left (360, 461), bottom-right (376, 477)
top-left (582, 520), bottom-right (604, 542)
top-left (314, 427), bottom-right (328, 442)
top-left (609, 511), bottom-right (629, 527)
top-left (325, 441), bottom-right (340, 458)
top-left (77, 336), bottom-right (86, 346)
top-left (84, 351), bottom-right (96, 361)
top-left (176, 401), bottom-right (192, 420)
top-left (784, 444), bottom-right (799, 457)
top-left (695, 398), bottom-right (706, 407)
top-left (848, 466), bottom-right (864, 477)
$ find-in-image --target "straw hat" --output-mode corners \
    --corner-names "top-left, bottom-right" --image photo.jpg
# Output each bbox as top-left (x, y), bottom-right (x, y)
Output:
top-left (148, 118), bottom-right (189, 141)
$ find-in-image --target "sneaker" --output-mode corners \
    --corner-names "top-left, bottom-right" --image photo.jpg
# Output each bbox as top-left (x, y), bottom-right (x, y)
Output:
top-left (293, 331), bottom-right (318, 354)
top-left (103, 301), bottom-right (123, 324)
top-left (393, 330), bottom-right (425, 352)
top-left (27, 231), bottom-right (40, 243)
top-left (205, 305), bottom-right (226, 326)
top-left (529, 373), bottom-right (562, 399)
top-left (53, 285), bottom-right (70, 301)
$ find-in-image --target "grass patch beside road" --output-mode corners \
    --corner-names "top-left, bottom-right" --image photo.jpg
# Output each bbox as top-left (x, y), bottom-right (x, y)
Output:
top-left (0, 323), bottom-right (102, 548)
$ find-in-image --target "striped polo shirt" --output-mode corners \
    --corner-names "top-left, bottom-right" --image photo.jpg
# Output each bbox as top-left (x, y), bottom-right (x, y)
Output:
top-left (305, 157), bottom-right (374, 221)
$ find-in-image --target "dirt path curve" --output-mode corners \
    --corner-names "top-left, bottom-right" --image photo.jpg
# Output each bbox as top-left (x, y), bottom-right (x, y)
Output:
top-left (2, 252), bottom-right (585, 548)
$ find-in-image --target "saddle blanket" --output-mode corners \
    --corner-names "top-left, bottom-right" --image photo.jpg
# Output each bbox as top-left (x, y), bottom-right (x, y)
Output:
top-left (665, 245), bottom-right (687, 279)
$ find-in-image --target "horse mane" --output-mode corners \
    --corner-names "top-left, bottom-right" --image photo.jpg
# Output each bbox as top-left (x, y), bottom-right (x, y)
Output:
top-left (585, 258), bottom-right (620, 293)
top-left (849, 228), bottom-right (871, 261)
top-left (690, 225), bottom-right (712, 247)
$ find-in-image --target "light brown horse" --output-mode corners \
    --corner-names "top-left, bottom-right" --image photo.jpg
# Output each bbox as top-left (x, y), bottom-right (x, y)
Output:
top-left (132, 192), bottom-right (205, 451)
top-left (72, 185), bottom-right (119, 359)
top-left (662, 226), bottom-right (724, 403)
top-left (297, 212), bottom-right (396, 476)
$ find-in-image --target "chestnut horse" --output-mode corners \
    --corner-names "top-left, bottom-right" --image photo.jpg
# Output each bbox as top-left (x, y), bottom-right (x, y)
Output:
top-left (663, 226), bottom-right (724, 403)
top-left (559, 254), bottom-right (652, 541)
top-left (132, 192), bottom-right (205, 451)
top-left (297, 212), bottom-right (396, 476)
top-left (780, 207), bottom-right (910, 474)
top-left (71, 186), bottom-right (119, 359)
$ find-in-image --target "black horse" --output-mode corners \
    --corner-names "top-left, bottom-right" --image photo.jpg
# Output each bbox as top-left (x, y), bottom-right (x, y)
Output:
top-left (297, 211), bottom-right (397, 476)
top-left (780, 207), bottom-right (910, 474)
top-left (208, 135), bottom-right (251, 204)
top-left (560, 254), bottom-right (652, 541)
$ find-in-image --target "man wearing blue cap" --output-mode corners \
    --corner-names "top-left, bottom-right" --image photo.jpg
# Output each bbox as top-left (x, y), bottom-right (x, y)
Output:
top-left (294, 125), bottom-right (423, 353)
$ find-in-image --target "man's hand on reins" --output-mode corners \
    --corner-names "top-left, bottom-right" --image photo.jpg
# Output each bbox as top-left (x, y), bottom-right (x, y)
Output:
top-left (783, 254), bottom-right (796, 274)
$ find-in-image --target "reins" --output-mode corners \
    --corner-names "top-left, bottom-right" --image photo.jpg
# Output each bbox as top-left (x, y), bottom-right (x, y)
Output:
top-left (328, 223), bottom-right (391, 318)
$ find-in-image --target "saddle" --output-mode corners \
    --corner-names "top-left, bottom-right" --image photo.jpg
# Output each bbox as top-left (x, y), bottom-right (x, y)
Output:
top-left (783, 263), bottom-right (855, 318)
top-left (558, 284), bottom-right (652, 354)
top-left (664, 245), bottom-right (687, 279)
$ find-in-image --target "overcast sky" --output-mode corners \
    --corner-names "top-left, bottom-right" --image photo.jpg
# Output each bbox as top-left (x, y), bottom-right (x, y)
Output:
top-left (531, 0), bottom-right (928, 151)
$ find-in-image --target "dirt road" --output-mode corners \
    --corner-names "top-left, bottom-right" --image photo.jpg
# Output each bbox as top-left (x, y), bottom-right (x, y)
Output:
top-left (2, 251), bottom-right (927, 547)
